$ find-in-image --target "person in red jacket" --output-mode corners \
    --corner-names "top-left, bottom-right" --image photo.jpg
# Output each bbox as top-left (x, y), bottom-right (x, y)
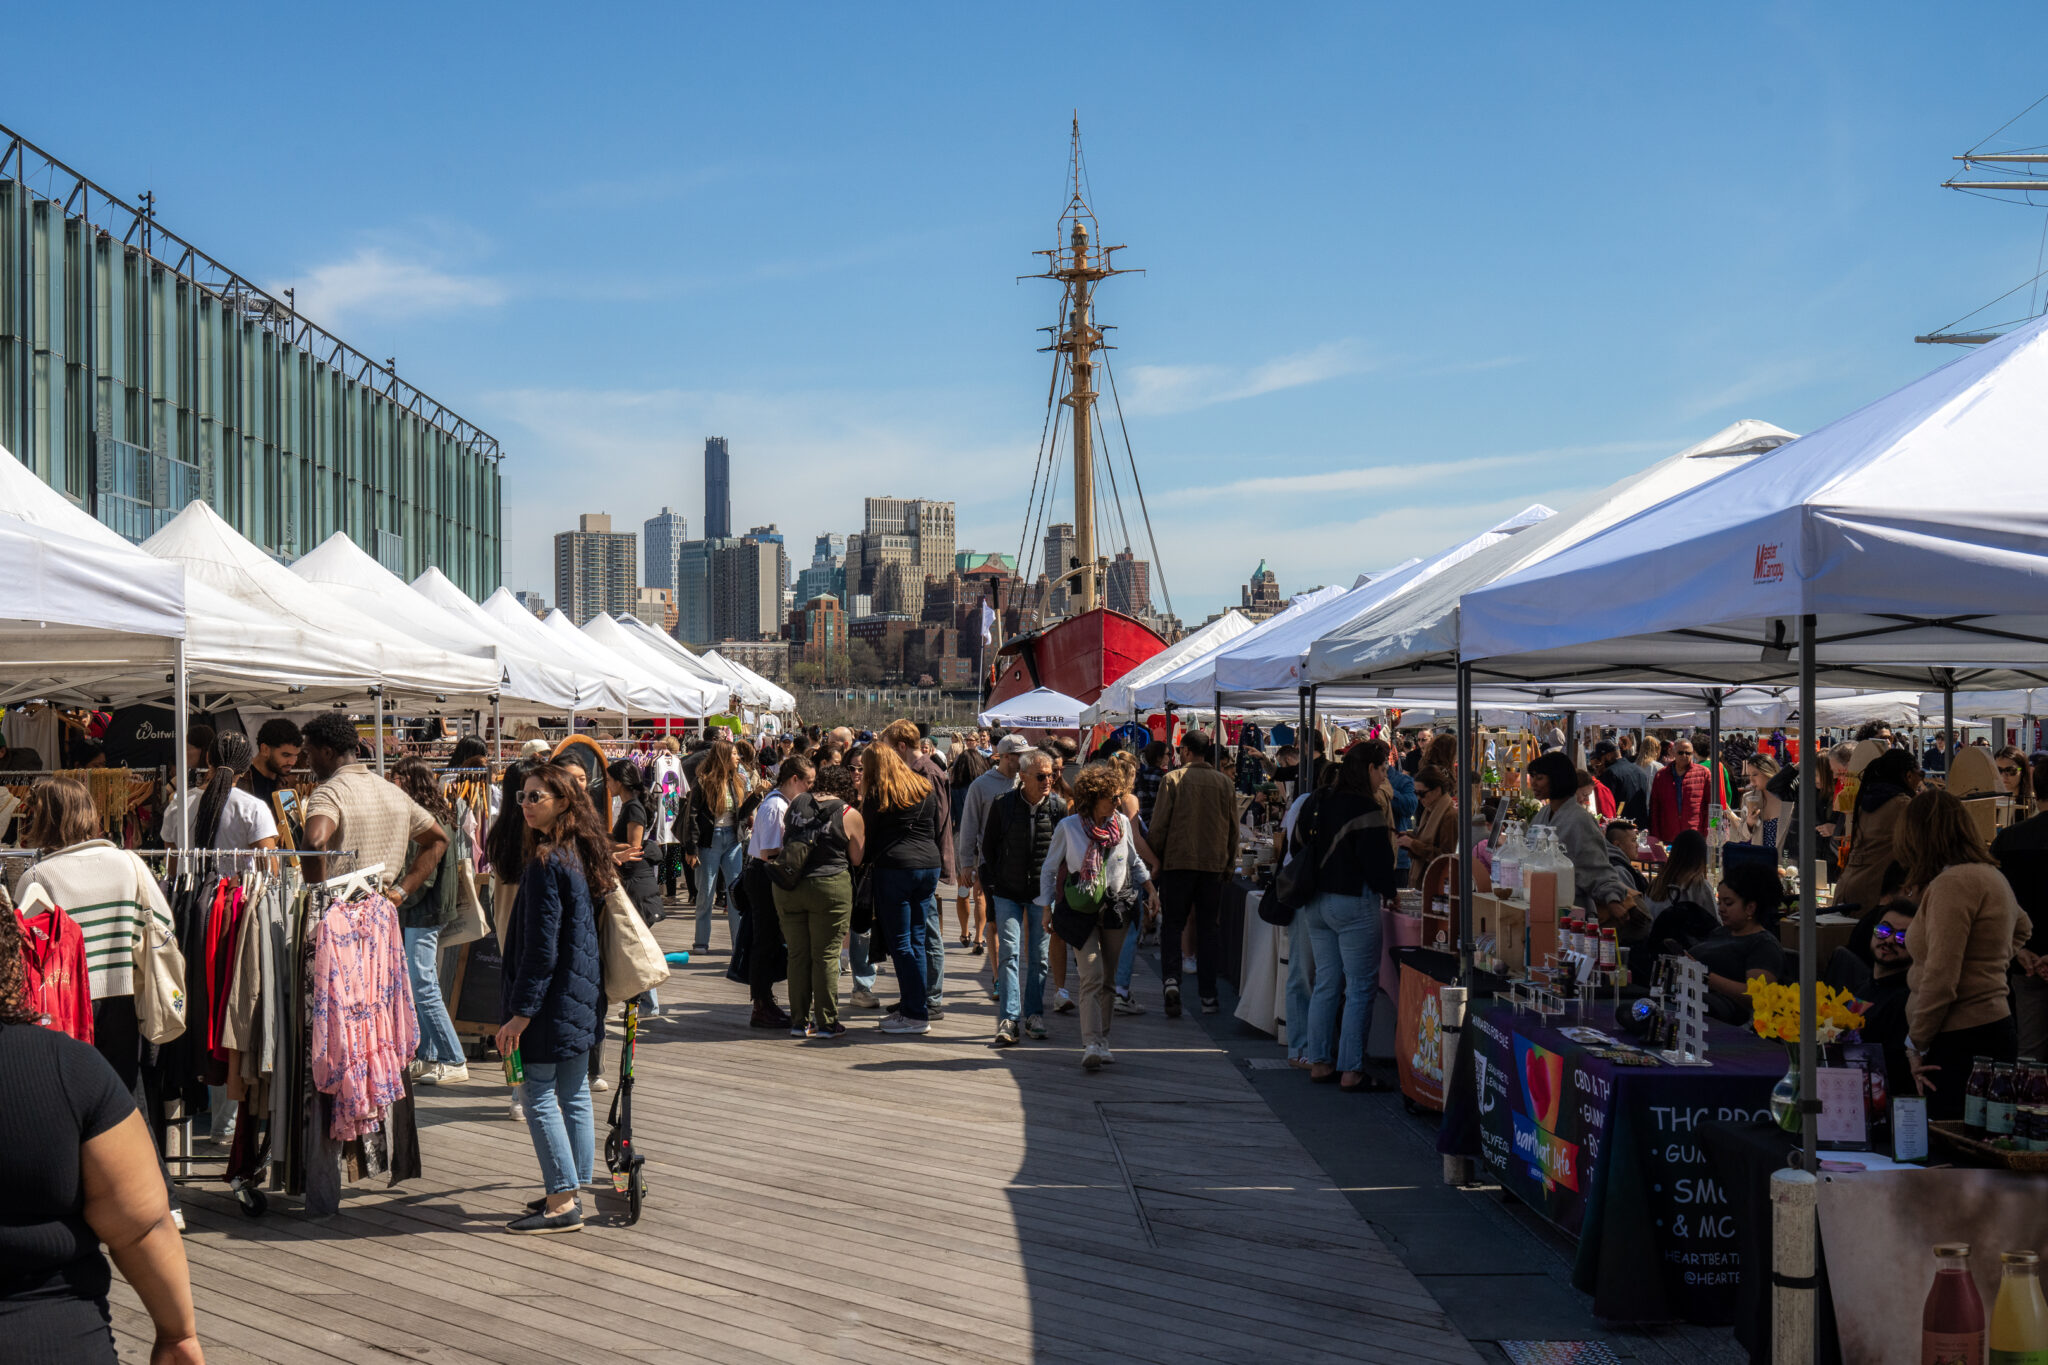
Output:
top-left (1649, 738), bottom-right (1711, 844)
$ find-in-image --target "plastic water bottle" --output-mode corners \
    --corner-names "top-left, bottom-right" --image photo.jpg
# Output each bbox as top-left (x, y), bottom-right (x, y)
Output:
top-left (1496, 822), bottom-right (1524, 899)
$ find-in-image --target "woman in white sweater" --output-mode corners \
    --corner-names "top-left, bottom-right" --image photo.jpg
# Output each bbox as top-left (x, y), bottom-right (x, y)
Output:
top-left (1039, 762), bottom-right (1150, 1070)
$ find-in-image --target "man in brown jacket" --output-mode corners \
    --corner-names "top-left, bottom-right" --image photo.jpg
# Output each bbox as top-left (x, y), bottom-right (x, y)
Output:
top-left (1146, 729), bottom-right (1239, 1017)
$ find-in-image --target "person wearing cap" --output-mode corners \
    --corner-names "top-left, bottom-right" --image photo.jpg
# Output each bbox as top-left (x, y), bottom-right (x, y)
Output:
top-left (960, 736), bottom-right (1031, 964)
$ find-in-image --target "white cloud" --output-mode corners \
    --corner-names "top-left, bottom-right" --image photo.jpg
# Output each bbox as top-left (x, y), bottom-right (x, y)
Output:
top-left (1160, 440), bottom-right (1674, 503)
top-left (280, 249), bottom-right (508, 325)
top-left (1119, 339), bottom-right (1375, 416)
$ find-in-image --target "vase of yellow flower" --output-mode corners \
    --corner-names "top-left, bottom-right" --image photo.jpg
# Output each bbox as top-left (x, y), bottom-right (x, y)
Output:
top-left (1744, 979), bottom-right (1870, 1134)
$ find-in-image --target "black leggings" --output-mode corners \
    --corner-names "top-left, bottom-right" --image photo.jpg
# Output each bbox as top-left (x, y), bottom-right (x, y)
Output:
top-left (1925, 1015), bottom-right (2018, 1121)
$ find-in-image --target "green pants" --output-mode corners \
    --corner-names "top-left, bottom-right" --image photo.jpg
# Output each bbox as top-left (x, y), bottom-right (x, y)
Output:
top-left (773, 871), bottom-right (853, 1030)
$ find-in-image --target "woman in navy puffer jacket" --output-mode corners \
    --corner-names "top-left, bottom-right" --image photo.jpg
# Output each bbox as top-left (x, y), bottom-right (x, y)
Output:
top-left (497, 761), bottom-right (614, 1235)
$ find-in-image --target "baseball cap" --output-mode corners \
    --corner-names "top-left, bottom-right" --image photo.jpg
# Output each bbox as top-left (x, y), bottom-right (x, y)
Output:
top-left (520, 738), bottom-right (552, 759)
top-left (996, 734), bottom-right (1035, 756)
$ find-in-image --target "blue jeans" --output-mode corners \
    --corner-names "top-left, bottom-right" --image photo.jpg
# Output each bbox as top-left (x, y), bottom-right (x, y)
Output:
top-left (873, 866), bottom-right (938, 1020)
top-left (1284, 916), bottom-right (1315, 1061)
top-left (520, 1052), bottom-right (593, 1196)
top-left (991, 896), bottom-right (1047, 1022)
top-left (403, 926), bottom-right (464, 1065)
top-left (924, 893), bottom-right (948, 1007)
top-left (692, 826), bottom-right (745, 949)
top-left (1302, 888), bottom-right (1383, 1074)
top-left (848, 926), bottom-right (877, 990)
top-left (1114, 913), bottom-right (1141, 994)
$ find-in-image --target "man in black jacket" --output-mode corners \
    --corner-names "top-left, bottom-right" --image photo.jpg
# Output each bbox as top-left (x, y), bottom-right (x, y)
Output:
top-left (979, 751), bottom-right (1068, 1047)
top-left (1592, 742), bottom-right (1650, 827)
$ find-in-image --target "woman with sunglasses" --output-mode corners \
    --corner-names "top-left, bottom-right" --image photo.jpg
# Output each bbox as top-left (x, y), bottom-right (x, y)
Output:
top-left (1995, 744), bottom-right (2036, 819)
top-left (497, 763), bottom-right (616, 1234)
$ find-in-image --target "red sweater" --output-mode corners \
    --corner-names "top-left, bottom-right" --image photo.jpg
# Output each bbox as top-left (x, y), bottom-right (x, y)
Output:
top-left (16, 905), bottom-right (93, 1043)
top-left (1649, 762), bottom-right (1710, 844)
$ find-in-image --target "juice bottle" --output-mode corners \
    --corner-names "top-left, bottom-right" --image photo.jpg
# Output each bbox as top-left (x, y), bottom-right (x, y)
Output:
top-left (1966, 1057), bottom-right (1994, 1138)
top-left (1989, 1064), bottom-right (2019, 1140)
top-left (1925, 1243), bottom-right (1987, 1365)
top-left (1992, 1250), bottom-right (2048, 1365)
top-left (2022, 1064), bottom-right (2048, 1153)
top-left (503, 1046), bottom-right (525, 1086)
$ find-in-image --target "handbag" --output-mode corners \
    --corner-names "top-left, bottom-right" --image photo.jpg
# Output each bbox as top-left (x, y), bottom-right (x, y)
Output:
top-left (1267, 800), bottom-right (1321, 923)
top-left (132, 905), bottom-right (188, 1045)
top-left (442, 857), bottom-right (490, 948)
top-left (600, 877), bottom-right (670, 1003)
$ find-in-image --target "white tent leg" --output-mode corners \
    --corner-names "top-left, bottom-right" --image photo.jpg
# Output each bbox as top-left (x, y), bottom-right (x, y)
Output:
top-left (375, 690), bottom-right (386, 775)
top-left (174, 641), bottom-right (191, 847)
top-left (493, 695), bottom-right (503, 765)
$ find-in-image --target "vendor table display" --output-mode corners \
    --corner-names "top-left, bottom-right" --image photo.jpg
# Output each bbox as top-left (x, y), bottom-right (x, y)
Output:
top-left (1440, 997), bottom-right (1785, 1323)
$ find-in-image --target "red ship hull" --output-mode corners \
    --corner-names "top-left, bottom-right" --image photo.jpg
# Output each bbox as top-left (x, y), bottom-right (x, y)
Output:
top-left (988, 607), bottom-right (1166, 707)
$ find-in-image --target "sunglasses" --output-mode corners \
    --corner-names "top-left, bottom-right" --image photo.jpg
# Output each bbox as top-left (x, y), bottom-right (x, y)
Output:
top-left (1872, 923), bottom-right (1909, 943)
top-left (516, 790), bottom-right (555, 805)
top-left (1999, 766), bottom-right (2020, 777)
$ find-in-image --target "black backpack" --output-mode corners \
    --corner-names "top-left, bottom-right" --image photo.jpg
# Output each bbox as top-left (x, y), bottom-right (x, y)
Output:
top-left (769, 793), bottom-right (839, 890)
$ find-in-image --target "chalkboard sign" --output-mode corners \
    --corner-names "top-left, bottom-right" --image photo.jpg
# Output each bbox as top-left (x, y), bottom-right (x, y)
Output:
top-left (448, 932), bottom-right (504, 1039)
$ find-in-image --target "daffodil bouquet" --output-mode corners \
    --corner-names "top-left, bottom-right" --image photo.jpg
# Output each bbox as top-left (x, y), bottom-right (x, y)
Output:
top-left (1745, 978), bottom-right (1868, 1044)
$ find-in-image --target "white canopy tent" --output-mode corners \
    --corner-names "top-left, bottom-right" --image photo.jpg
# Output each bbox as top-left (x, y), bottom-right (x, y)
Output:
top-left (580, 614), bottom-right (719, 716)
top-left (980, 686), bottom-right (1087, 730)
top-left (700, 649), bottom-right (792, 713)
top-left (477, 588), bottom-right (639, 716)
top-left (1305, 420), bottom-right (1796, 690)
top-left (610, 614), bottom-right (742, 710)
top-left (1132, 586), bottom-right (1350, 712)
top-left (0, 511), bottom-right (186, 705)
top-left (1079, 609), bottom-right (1259, 726)
top-left (415, 571), bottom-right (628, 715)
top-left (0, 444), bottom-right (381, 707)
top-left (1454, 320), bottom-right (2048, 1173)
top-left (144, 503), bottom-right (498, 704)
top-left (294, 534), bottom-right (582, 715)
top-left (534, 608), bottom-right (704, 717)
top-left (1215, 504), bottom-right (1558, 700)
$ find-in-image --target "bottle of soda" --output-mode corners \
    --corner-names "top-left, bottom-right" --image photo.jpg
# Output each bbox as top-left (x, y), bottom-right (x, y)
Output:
top-left (1924, 1243), bottom-right (1988, 1365)
top-left (1966, 1057), bottom-right (1994, 1138)
top-left (503, 1045), bottom-right (525, 1086)
top-left (1988, 1063), bottom-right (2019, 1140)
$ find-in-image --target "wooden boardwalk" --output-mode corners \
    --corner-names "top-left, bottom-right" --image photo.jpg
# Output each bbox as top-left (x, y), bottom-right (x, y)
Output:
top-left (116, 908), bottom-right (1481, 1365)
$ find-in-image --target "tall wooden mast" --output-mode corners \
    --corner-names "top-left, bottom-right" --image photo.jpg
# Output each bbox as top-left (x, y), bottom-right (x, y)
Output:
top-left (1030, 116), bottom-right (1133, 616)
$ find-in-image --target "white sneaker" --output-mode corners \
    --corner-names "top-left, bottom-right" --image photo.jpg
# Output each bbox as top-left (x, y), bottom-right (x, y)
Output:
top-left (414, 1063), bottom-right (440, 1086)
top-left (432, 1061), bottom-right (471, 1085)
top-left (508, 1097), bottom-right (526, 1122)
top-left (1098, 1047), bottom-right (1116, 1066)
top-left (1081, 1043), bottom-right (1103, 1071)
top-left (1113, 993), bottom-right (1145, 1015)
top-left (1054, 990), bottom-right (1077, 1014)
top-left (406, 1058), bottom-right (429, 1080)
top-left (591, 1076), bottom-right (612, 1092)
top-left (879, 1012), bottom-right (931, 1035)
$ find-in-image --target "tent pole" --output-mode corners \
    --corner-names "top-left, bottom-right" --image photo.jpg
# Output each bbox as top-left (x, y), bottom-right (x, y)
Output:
top-left (1943, 682), bottom-right (1955, 777)
top-left (173, 642), bottom-right (191, 848)
top-left (1456, 659), bottom-right (1475, 984)
top-left (1307, 686), bottom-right (1320, 790)
top-left (493, 695), bottom-right (502, 767)
top-left (1562, 711), bottom-right (1575, 762)
top-left (1298, 685), bottom-right (1311, 795)
top-left (1710, 692), bottom-right (1723, 815)
top-left (374, 689), bottom-right (386, 775)
top-left (1797, 614), bottom-right (1818, 1172)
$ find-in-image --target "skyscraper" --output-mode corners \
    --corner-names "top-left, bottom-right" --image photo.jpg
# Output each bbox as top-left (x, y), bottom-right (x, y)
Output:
top-left (1107, 548), bottom-right (1152, 617)
top-left (644, 507), bottom-right (687, 604)
top-left (796, 533), bottom-right (846, 610)
top-left (554, 513), bottom-right (638, 626)
top-left (703, 437), bottom-right (731, 540)
top-left (860, 496), bottom-right (954, 608)
top-left (675, 537), bottom-right (736, 645)
top-left (1044, 523), bottom-right (1077, 615)
top-left (714, 535), bottom-right (785, 641)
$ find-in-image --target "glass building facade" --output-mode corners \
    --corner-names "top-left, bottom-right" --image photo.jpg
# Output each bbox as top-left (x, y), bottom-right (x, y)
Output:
top-left (0, 126), bottom-right (502, 597)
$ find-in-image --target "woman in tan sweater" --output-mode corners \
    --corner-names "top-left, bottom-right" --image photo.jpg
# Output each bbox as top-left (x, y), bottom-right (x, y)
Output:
top-left (1400, 765), bottom-right (1458, 888)
top-left (1898, 790), bottom-right (2032, 1119)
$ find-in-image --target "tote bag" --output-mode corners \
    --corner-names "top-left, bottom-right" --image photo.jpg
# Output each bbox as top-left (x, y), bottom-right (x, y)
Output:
top-left (440, 858), bottom-right (490, 948)
top-left (600, 878), bottom-right (670, 1003)
top-left (132, 908), bottom-right (188, 1044)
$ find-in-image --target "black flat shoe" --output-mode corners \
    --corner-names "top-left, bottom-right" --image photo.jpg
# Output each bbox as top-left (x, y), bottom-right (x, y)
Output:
top-left (1310, 1068), bottom-right (1339, 1085)
top-left (1340, 1074), bottom-right (1393, 1094)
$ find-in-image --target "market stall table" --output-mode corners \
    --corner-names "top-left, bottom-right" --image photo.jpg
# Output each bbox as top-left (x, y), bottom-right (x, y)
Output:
top-left (1439, 997), bottom-right (1785, 1323)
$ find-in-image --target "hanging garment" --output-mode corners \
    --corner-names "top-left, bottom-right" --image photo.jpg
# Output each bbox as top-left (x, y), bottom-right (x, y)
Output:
top-left (308, 890), bottom-right (419, 1143)
top-left (16, 901), bottom-right (93, 1042)
top-left (204, 877), bottom-right (248, 1063)
top-left (650, 753), bottom-right (685, 844)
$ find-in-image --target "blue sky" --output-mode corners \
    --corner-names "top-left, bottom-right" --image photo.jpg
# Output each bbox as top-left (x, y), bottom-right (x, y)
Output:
top-left (15, 4), bottom-right (2048, 620)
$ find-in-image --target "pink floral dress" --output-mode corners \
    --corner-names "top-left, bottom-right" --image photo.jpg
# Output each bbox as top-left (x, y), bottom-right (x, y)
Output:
top-left (309, 892), bottom-right (420, 1141)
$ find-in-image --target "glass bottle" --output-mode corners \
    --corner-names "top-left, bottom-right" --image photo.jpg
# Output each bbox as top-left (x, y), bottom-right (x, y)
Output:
top-left (1966, 1057), bottom-right (1995, 1138)
top-left (1925, 1243), bottom-right (1988, 1365)
top-left (1992, 1250), bottom-right (2048, 1365)
top-left (1988, 1063), bottom-right (2019, 1140)
top-left (2023, 1064), bottom-right (2048, 1154)
top-left (1599, 926), bottom-right (1619, 972)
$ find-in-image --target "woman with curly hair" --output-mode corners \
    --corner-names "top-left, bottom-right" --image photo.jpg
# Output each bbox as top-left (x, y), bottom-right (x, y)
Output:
top-left (860, 741), bottom-right (943, 1035)
top-left (1040, 762), bottom-right (1150, 1070)
top-left (0, 906), bottom-right (206, 1362)
top-left (497, 762), bottom-right (618, 1234)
